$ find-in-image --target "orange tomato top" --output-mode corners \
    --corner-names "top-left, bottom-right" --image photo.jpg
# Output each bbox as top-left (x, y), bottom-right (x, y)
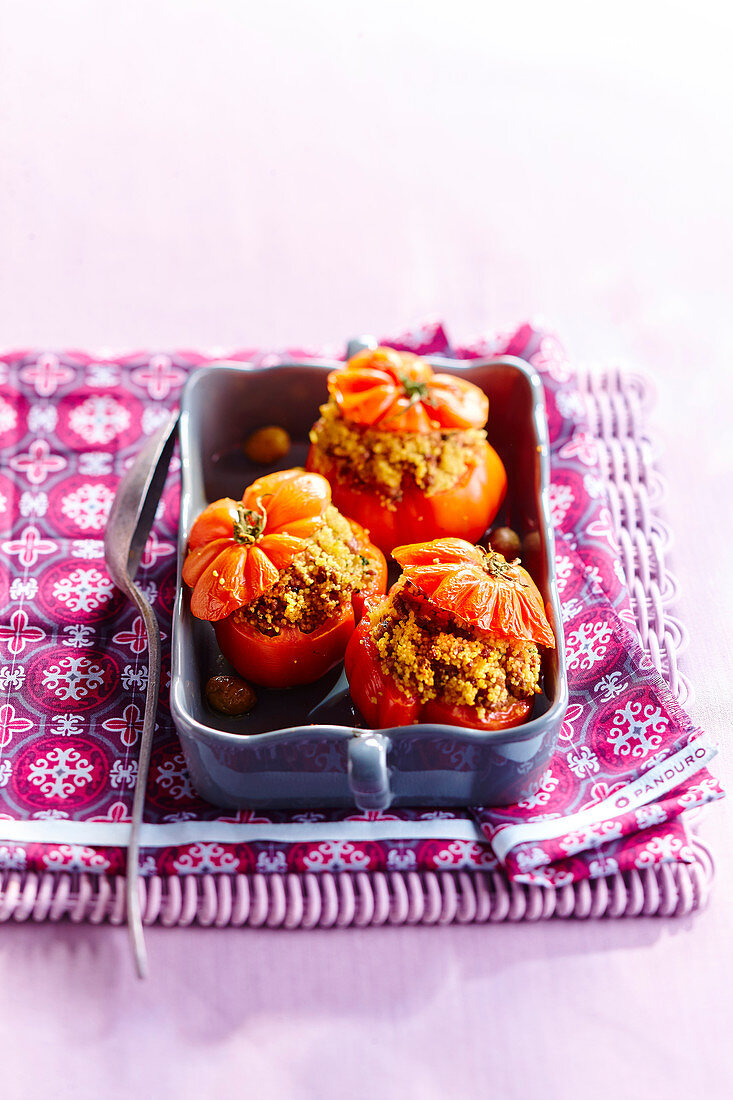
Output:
top-left (182, 469), bottom-right (331, 621)
top-left (327, 346), bottom-right (489, 433)
top-left (392, 537), bottom-right (556, 648)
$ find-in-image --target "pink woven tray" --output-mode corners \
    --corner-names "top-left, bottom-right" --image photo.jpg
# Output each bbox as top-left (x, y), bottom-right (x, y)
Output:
top-left (0, 363), bottom-right (713, 928)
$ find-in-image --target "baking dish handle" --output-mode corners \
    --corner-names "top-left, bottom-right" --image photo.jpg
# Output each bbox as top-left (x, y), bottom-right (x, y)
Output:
top-left (345, 335), bottom-right (378, 359)
top-left (348, 732), bottom-right (392, 811)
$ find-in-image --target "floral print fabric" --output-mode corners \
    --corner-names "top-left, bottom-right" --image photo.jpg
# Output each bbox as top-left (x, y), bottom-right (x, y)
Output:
top-left (0, 325), bottom-right (722, 882)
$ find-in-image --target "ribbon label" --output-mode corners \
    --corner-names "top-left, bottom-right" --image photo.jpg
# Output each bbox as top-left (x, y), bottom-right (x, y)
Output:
top-left (491, 740), bottom-right (718, 864)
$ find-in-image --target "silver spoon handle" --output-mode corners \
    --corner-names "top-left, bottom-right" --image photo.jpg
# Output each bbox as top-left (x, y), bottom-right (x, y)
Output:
top-left (124, 583), bottom-right (162, 977)
top-left (104, 413), bottom-right (178, 977)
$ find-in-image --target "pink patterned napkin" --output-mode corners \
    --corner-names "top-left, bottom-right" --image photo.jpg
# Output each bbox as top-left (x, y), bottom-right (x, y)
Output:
top-left (0, 323), bottom-right (723, 887)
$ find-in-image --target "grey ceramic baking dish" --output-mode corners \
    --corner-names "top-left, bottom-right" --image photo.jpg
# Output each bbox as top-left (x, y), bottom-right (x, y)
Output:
top-left (170, 347), bottom-right (568, 811)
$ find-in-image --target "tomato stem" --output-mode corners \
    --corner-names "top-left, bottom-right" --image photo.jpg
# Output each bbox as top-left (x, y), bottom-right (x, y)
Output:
top-left (233, 499), bottom-right (266, 544)
top-left (483, 548), bottom-right (527, 586)
top-left (397, 372), bottom-right (430, 407)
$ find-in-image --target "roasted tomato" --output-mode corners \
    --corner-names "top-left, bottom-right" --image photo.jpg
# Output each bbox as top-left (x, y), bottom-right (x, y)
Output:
top-left (182, 469), bottom-right (331, 622)
top-left (214, 517), bottom-right (386, 688)
top-left (307, 442), bottom-right (506, 555)
top-left (306, 346), bottom-right (507, 554)
top-left (345, 538), bottom-right (555, 730)
top-left (215, 602), bottom-right (357, 689)
top-left (182, 469), bottom-right (387, 689)
top-left (345, 611), bottom-right (533, 729)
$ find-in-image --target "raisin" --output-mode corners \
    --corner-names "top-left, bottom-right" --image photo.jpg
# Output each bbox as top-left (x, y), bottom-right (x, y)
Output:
top-left (205, 675), bottom-right (257, 716)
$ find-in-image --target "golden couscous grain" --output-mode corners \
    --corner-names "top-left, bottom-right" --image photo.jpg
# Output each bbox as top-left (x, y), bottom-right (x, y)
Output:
top-left (309, 401), bottom-right (488, 505)
top-left (373, 584), bottom-right (541, 722)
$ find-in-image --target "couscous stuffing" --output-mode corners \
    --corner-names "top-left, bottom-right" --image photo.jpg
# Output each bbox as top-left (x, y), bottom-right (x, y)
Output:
top-left (309, 401), bottom-right (488, 506)
top-left (235, 505), bottom-right (378, 636)
top-left (372, 581), bottom-right (541, 721)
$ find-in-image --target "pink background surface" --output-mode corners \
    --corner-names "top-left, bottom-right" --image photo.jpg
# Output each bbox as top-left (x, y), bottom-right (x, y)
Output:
top-left (1, 2), bottom-right (732, 1097)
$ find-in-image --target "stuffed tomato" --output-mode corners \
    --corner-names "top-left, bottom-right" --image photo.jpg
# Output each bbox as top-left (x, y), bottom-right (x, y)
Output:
top-left (345, 537), bottom-right (555, 730)
top-left (306, 346), bottom-right (507, 555)
top-left (182, 469), bottom-right (387, 689)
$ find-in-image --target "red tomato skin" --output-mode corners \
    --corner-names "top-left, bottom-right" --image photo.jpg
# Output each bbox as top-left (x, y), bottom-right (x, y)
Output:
top-left (306, 441), bottom-right (507, 556)
top-left (344, 612), bottom-right (421, 727)
top-left (215, 604), bottom-right (356, 689)
top-left (345, 599), bottom-right (533, 731)
top-left (420, 697), bottom-right (532, 731)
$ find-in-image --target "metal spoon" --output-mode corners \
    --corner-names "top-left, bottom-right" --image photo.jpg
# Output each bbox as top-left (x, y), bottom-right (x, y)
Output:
top-left (104, 412), bottom-right (178, 977)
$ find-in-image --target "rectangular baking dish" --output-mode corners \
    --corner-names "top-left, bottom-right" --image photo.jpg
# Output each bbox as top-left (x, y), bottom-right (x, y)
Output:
top-left (170, 351), bottom-right (568, 810)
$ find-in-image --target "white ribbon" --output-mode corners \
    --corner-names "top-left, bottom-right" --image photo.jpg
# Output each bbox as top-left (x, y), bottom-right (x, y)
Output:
top-left (491, 740), bottom-right (717, 864)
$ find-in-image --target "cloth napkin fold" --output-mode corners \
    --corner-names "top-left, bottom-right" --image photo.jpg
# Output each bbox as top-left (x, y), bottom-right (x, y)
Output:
top-left (0, 322), bottom-right (723, 887)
